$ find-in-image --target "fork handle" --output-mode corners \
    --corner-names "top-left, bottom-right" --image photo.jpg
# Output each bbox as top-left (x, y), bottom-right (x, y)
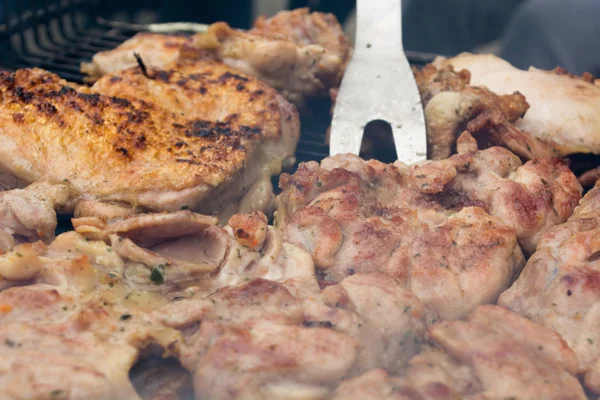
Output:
top-left (355, 0), bottom-right (404, 60)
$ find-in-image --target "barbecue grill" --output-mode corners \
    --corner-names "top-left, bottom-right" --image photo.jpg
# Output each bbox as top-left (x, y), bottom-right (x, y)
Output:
top-left (0, 0), bottom-right (438, 164)
top-left (0, 0), bottom-right (438, 232)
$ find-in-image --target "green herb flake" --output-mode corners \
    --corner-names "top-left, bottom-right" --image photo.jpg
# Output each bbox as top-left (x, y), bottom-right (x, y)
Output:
top-left (120, 314), bottom-right (132, 321)
top-left (150, 266), bottom-right (165, 285)
top-left (15, 252), bottom-right (22, 258)
top-left (50, 390), bottom-right (64, 398)
top-left (181, 205), bottom-right (189, 210)
top-left (588, 338), bottom-right (594, 344)
top-left (5, 339), bottom-right (16, 348)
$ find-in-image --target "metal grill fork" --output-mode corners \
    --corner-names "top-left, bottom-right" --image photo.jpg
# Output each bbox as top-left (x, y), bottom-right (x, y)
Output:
top-left (329, 0), bottom-right (427, 164)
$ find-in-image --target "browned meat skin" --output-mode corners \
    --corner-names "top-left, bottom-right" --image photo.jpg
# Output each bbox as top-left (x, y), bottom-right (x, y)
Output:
top-left (440, 53), bottom-right (600, 157)
top-left (276, 134), bottom-right (581, 321)
top-left (91, 61), bottom-right (298, 148)
top-left (499, 180), bottom-right (600, 393)
top-left (81, 9), bottom-right (350, 107)
top-left (412, 63), bottom-right (471, 105)
top-left (89, 60), bottom-right (299, 222)
top-left (332, 305), bottom-right (586, 400)
top-left (0, 182), bottom-right (68, 251)
top-left (0, 66), bottom-right (298, 223)
top-left (465, 109), bottom-right (559, 160)
top-left (227, 211), bottom-right (268, 250)
top-left (250, 7), bottom-right (352, 77)
top-left (80, 33), bottom-right (192, 82)
top-left (414, 62), bottom-right (558, 160)
top-left (191, 22), bottom-right (344, 107)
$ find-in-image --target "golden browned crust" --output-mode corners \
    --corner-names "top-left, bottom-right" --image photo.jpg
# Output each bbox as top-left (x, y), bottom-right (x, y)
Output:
top-left (0, 68), bottom-right (263, 196)
top-left (92, 60), bottom-right (289, 142)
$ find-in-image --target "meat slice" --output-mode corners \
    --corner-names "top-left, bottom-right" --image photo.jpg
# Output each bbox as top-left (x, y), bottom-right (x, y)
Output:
top-left (0, 66), bottom-right (298, 223)
top-left (250, 8), bottom-right (351, 66)
top-left (80, 33), bottom-right (191, 82)
top-left (312, 274), bottom-right (426, 374)
top-left (89, 60), bottom-right (299, 220)
top-left (81, 9), bottom-right (350, 107)
top-left (0, 323), bottom-right (140, 400)
top-left (332, 305), bottom-right (586, 400)
top-left (0, 182), bottom-right (68, 251)
top-left (191, 21), bottom-right (344, 106)
top-left (499, 181), bottom-right (600, 393)
top-left (439, 53), bottom-right (600, 157)
top-left (276, 134), bottom-right (580, 321)
top-left (414, 62), bottom-right (558, 160)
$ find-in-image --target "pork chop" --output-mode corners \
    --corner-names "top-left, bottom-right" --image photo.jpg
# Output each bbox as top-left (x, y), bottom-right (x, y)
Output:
top-left (500, 180), bottom-right (600, 393)
top-left (276, 132), bottom-right (581, 321)
top-left (80, 33), bottom-right (191, 82)
top-left (81, 9), bottom-right (350, 107)
top-left (0, 66), bottom-right (299, 223)
top-left (332, 305), bottom-right (585, 400)
top-left (439, 53), bottom-right (600, 157)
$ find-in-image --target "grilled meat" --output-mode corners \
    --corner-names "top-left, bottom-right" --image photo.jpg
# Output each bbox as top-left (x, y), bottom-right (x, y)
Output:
top-left (82, 9), bottom-right (350, 107)
top-left (276, 132), bottom-right (581, 321)
top-left (500, 180), bottom-right (600, 393)
top-left (251, 8), bottom-right (351, 67)
top-left (414, 63), bottom-right (559, 160)
top-left (439, 53), bottom-right (600, 157)
top-left (80, 33), bottom-right (191, 82)
top-left (332, 305), bottom-right (586, 400)
top-left (0, 182), bottom-right (68, 250)
top-left (0, 66), bottom-right (298, 223)
top-left (0, 205), bottom-right (429, 399)
top-left (89, 60), bottom-right (299, 220)
top-left (191, 19), bottom-right (345, 107)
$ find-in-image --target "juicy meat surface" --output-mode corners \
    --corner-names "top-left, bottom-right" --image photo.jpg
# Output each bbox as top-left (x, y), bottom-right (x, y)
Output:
top-left (332, 305), bottom-right (586, 400)
top-left (414, 63), bottom-right (558, 160)
top-left (0, 66), bottom-right (298, 222)
top-left (90, 60), bottom-right (299, 220)
top-left (0, 205), bottom-right (430, 399)
top-left (0, 182), bottom-right (68, 250)
top-left (276, 133), bottom-right (581, 321)
top-left (81, 9), bottom-right (350, 107)
top-left (80, 33), bottom-right (191, 82)
top-left (276, 136), bottom-right (581, 321)
top-left (499, 181), bottom-right (600, 393)
top-left (192, 19), bottom-right (345, 107)
top-left (439, 53), bottom-right (600, 156)
top-left (251, 8), bottom-right (351, 66)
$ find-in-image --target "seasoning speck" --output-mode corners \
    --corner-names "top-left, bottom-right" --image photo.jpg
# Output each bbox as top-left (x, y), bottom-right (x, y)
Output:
top-left (150, 266), bottom-right (165, 285)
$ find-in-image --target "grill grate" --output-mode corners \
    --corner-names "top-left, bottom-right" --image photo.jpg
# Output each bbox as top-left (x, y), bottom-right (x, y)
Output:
top-left (0, 0), bottom-right (435, 167)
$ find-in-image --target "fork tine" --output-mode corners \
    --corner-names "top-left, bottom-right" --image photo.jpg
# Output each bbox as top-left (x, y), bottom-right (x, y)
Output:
top-left (329, 0), bottom-right (427, 164)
